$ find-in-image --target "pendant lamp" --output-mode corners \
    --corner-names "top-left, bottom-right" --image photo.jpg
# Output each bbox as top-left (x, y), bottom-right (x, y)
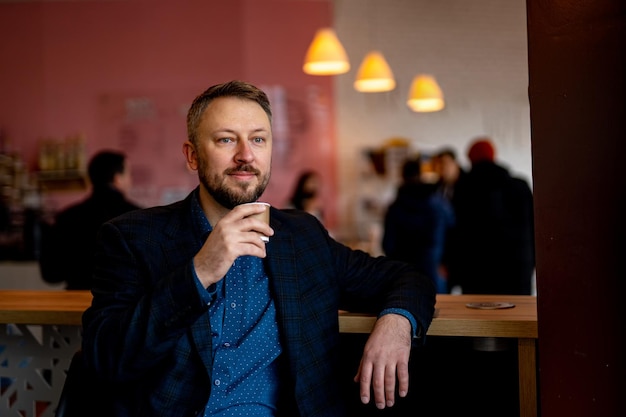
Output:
top-left (407, 74), bottom-right (445, 112)
top-left (354, 51), bottom-right (396, 92)
top-left (303, 28), bottom-right (350, 75)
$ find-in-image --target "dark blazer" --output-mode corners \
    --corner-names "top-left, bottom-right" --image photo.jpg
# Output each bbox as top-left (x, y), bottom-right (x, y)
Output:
top-left (81, 189), bottom-right (435, 417)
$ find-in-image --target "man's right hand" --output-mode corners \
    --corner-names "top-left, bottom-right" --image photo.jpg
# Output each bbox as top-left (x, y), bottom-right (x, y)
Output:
top-left (193, 204), bottom-right (274, 288)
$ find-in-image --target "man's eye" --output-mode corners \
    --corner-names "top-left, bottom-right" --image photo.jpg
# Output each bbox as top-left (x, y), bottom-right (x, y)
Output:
top-left (253, 137), bottom-right (265, 144)
top-left (218, 137), bottom-right (233, 144)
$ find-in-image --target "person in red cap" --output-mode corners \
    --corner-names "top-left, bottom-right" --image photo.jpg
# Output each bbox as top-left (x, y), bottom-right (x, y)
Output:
top-left (467, 138), bottom-right (495, 164)
top-left (443, 136), bottom-right (535, 295)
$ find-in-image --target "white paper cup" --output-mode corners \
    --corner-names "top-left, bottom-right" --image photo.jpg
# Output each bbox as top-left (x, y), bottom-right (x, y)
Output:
top-left (239, 202), bottom-right (270, 242)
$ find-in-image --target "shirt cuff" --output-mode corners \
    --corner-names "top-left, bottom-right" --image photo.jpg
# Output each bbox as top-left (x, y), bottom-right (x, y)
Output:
top-left (378, 308), bottom-right (421, 339)
top-left (192, 263), bottom-right (217, 306)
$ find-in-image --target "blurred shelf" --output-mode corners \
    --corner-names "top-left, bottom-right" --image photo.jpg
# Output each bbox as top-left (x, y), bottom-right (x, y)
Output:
top-left (36, 170), bottom-right (87, 192)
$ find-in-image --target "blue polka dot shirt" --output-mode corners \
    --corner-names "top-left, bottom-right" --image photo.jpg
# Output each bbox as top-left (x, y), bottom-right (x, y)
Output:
top-left (191, 194), bottom-right (282, 417)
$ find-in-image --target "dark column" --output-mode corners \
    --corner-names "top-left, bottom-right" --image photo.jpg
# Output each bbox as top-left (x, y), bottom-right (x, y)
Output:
top-left (527, 1), bottom-right (626, 416)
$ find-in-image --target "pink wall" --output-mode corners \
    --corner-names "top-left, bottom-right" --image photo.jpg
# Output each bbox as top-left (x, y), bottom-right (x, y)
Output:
top-left (0, 0), bottom-right (338, 227)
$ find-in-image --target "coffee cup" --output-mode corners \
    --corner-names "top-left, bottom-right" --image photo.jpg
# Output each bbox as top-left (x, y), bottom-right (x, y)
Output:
top-left (240, 202), bottom-right (271, 242)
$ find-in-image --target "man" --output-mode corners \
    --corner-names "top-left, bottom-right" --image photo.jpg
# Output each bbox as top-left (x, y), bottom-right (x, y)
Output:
top-left (80, 81), bottom-right (436, 417)
top-left (39, 150), bottom-right (140, 290)
top-left (448, 137), bottom-right (535, 295)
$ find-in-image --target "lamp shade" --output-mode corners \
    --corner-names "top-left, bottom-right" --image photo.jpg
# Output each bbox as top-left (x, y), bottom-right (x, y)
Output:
top-left (407, 74), bottom-right (445, 112)
top-left (303, 28), bottom-right (350, 75)
top-left (354, 51), bottom-right (396, 92)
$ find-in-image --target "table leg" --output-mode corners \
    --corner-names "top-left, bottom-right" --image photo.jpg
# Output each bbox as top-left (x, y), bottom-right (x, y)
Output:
top-left (518, 338), bottom-right (537, 417)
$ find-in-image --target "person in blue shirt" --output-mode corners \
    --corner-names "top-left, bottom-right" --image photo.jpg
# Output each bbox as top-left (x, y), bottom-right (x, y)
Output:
top-left (80, 80), bottom-right (436, 417)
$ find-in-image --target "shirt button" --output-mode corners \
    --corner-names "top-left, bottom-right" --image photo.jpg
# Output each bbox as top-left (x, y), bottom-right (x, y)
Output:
top-left (223, 342), bottom-right (231, 347)
top-left (214, 379), bottom-right (221, 386)
top-left (230, 302), bottom-right (236, 308)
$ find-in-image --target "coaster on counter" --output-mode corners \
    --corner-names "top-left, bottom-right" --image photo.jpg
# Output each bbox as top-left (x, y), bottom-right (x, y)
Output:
top-left (465, 302), bottom-right (515, 310)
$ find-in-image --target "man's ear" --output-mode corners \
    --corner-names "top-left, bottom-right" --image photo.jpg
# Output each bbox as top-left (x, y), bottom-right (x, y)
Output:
top-left (111, 170), bottom-right (130, 193)
top-left (182, 141), bottom-right (198, 171)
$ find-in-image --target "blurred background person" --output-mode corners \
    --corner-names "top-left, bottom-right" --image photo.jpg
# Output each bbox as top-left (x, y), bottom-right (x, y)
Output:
top-left (39, 150), bottom-right (141, 290)
top-left (287, 170), bottom-right (325, 223)
top-left (447, 137), bottom-right (535, 295)
top-left (432, 147), bottom-right (466, 293)
top-left (382, 157), bottom-right (455, 293)
top-left (0, 193), bottom-right (15, 259)
top-left (432, 147), bottom-right (466, 202)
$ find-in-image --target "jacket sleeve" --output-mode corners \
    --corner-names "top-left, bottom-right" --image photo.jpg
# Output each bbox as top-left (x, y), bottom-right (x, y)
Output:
top-left (283, 211), bottom-right (436, 343)
top-left (81, 214), bottom-right (208, 383)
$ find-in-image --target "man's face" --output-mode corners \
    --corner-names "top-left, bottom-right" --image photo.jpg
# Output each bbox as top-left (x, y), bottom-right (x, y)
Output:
top-left (185, 96), bottom-right (272, 209)
top-left (440, 154), bottom-right (459, 183)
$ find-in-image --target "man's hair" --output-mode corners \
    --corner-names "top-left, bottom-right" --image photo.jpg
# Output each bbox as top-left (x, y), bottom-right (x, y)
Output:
top-left (87, 150), bottom-right (126, 189)
top-left (186, 80), bottom-right (272, 146)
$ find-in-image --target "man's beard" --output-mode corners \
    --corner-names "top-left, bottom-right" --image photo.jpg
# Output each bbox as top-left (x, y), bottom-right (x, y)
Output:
top-left (197, 157), bottom-right (271, 209)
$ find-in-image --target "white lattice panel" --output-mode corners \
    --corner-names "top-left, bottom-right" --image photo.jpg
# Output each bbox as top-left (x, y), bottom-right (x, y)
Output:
top-left (0, 324), bottom-right (81, 417)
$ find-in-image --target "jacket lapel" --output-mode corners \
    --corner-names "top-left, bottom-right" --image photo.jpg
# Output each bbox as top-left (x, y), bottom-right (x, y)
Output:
top-left (157, 194), bottom-right (215, 375)
top-left (264, 212), bottom-right (302, 370)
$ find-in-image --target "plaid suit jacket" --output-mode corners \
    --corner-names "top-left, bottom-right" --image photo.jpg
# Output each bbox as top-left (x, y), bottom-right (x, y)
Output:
top-left (81, 189), bottom-right (435, 417)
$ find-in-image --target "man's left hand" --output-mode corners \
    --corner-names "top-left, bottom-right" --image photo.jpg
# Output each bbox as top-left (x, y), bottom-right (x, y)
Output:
top-left (354, 313), bottom-right (412, 409)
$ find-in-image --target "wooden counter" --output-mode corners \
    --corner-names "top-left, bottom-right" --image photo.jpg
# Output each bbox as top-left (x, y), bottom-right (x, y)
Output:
top-left (339, 294), bottom-right (538, 338)
top-left (0, 289), bottom-right (91, 325)
top-left (0, 291), bottom-right (538, 417)
top-left (0, 291), bottom-right (537, 335)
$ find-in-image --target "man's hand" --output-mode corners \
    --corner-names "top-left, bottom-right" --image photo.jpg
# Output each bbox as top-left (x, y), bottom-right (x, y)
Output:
top-left (354, 313), bottom-right (412, 409)
top-left (193, 204), bottom-right (274, 287)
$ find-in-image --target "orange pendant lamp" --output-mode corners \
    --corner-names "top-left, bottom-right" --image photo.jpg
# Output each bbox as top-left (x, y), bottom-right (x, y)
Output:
top-left (354, 51), bottom-right (396, 92)
top-left (303, 28), bottom-right (350, 76)
top-left (407, 74), bottom-right (445, 112)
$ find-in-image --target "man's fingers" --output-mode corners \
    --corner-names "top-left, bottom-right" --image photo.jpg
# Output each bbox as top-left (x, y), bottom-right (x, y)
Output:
top-left (397, 361), bottom-right (409, 397)
top-left (356, 359), bottom-right (410, 409)
top-left (359, 360), bottom-right (392, 410)
top-left (356, 361), bottom-right (372, 405)
top-left (383, 364), bottom-right (397, 407)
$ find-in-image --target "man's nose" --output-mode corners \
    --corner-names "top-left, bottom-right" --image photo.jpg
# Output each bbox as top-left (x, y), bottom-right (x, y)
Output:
top-left (235, 141), bottom-right (254, 163)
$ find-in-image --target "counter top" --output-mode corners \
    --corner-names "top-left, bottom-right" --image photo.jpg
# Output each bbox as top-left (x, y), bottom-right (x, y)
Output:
top-left (0, 291), bottom-right (537, 339)
top-left (0, 290), bottom-right (91, 325)
top-left (340, 294), bottom-right (537, 338)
